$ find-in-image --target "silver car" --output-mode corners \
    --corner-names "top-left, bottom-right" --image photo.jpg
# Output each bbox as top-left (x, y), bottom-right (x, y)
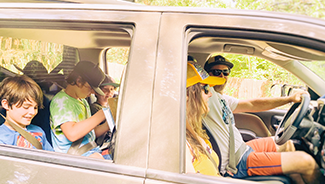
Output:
top-left (0, 1), bottom-right (325, 183)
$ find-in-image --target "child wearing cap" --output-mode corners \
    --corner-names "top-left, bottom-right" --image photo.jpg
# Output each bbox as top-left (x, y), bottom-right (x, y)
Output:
top-left (90, 74), bottom-right (119, 116)
top-left (0, 75), bottom-right (53, 151)
top-left (90, 74), bottom-right (119, 146)
top-left (185, 62), bottom-right (225, 176)
top-left (50, 61), bottom-right (111, 159)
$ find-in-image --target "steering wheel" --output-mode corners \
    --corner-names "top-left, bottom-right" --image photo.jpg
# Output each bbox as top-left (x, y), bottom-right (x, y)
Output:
top-left (275, 94), bottom-right (310, 145)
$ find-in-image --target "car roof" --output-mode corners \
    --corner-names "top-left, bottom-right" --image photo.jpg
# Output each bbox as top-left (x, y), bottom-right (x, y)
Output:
top-left (0, 0), bottom-right (136, 4)
top-left (0, 1), bottom-right (324, 48)
top-left (0, 1), bottom-right (323, 26)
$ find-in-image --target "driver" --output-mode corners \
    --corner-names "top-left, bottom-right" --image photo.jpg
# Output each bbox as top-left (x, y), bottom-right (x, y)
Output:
top-left (201, 55), bottom-right (325, 184)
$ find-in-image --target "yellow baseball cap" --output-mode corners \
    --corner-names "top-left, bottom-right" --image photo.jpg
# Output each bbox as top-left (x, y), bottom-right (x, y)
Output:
top-left (187, 63), bottom-right (226, 88)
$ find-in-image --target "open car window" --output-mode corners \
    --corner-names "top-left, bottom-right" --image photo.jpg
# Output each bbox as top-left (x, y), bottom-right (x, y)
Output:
top-left (0, 22), bottom-right (133, 159)
top-left (205, 53), bottom-right (305, 102)
top-left (187, 27), bottom-right (325, 102)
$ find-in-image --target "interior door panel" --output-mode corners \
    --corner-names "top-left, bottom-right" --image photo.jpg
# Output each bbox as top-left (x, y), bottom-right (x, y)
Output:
top-left (234, 109), bottom-right (286, 136)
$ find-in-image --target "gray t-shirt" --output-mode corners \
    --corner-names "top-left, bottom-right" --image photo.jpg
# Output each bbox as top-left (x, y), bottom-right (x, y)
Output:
top-left (202, 88), bottom-right (249, 175)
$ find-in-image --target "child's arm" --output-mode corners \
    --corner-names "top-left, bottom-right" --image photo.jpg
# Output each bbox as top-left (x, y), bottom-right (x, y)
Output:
top-left (94, 122), bottom-right (109, 138)
top-left (94, 99), bottom-right (117, 138)
top-left (60, 109), bottom-right (106, 142)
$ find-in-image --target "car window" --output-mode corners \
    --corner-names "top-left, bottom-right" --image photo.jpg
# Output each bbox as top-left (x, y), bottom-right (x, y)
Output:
top-left (214, 54), bottom-right (304, 100)
top-left (301, 60), bottom-right (325, 81)
top-left (184, 24), bottom-right (325, 182)
top-left (105, 47), bottom-right (129, 85)
top-left (0, 23), bottom-right (133, 160)
top-left (186, 28), bottom-right (325, 109)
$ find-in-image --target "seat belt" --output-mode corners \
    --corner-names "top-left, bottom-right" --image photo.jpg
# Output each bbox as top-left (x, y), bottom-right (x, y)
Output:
top-left (218, 98), bottom-right (247, 176)
top-left (67, 138), bottom-right (97, 156)
top-left (226, 109), bottom-right (249, 177)
top-left (226, 117), bottom-right (238, 176)
top-left (0, 113), bottom-right (42, 149)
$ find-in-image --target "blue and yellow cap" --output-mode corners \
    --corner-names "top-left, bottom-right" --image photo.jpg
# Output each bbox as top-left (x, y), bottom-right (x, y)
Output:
top-left (187, 63), bottom-right (226, 88)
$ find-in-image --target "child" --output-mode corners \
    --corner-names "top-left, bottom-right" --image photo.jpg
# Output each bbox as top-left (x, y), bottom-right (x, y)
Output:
top-left (90, 74), bottom-right (119, 116)
top-left (0, 75), bottom-right (53, 151)
top-left (50, 61), bottom-right (111, 159)
top-left (90, 74), bottom-right (119, 146)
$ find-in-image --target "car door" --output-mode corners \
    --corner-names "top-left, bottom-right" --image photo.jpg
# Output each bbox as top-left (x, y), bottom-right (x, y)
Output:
top-left (0, 3), bottom-right (162, 183)
top-left (153, 7), bottom-right (325, 184)
top-left (183, 10), bottom-right (325, 137)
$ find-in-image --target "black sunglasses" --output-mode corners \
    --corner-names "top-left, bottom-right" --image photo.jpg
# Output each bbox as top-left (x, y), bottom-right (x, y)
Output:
top-left (209, 69), bottom-right (230, 76)
top-left (201, 84), bottom-right (210, 95)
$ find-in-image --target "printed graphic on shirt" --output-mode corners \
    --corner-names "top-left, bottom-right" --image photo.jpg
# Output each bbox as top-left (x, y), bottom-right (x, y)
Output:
top-left (16, 132), bottom-right (43, 148)
top-left (220, 99), bottom-right (234, 125)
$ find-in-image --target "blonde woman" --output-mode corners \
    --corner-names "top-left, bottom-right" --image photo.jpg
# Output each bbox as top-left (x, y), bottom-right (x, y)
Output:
top-left (185, 62), bottom-right (225, 176)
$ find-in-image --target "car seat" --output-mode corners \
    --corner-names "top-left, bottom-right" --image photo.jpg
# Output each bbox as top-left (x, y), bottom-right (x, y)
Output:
top-left (31, 94), bottom-right (53, 145)
top-left (234, 113), bottom-right (271, 142)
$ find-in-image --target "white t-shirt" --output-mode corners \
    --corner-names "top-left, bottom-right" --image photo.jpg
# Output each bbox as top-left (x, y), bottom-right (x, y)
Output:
top-left (202, 88), bottom-right (249, 175)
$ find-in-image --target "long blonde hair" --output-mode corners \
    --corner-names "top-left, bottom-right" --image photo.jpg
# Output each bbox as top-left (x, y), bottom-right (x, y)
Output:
top-left (186, 83), bottom-right (209, 157)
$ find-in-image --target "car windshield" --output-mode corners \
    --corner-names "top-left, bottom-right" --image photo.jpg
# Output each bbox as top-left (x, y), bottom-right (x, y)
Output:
top-left (300, 60), bottom-right (325, 81)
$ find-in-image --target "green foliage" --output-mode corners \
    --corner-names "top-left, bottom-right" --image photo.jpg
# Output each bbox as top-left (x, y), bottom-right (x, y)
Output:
top-left (301, 61), bottom-right (325, 80)
top-left (248, 0), bottom-right (325, 19)
top-left (106, 48), bottom-right (129, 65)
top-left (137, 0), bottom-right (325, 20)
top-left (0, 37), bottom-right (63, 74)
top-left (222, 53), bottom-right (304, 85)
top-left (136, 0), bottom-right (228, 8)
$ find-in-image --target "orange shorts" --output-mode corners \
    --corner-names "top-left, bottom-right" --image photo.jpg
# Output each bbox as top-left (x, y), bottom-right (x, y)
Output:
top-left (246, 137), bottom-right (282, 176)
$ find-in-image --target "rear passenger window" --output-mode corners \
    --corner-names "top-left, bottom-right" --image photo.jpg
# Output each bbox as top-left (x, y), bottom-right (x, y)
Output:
top-left (0, 23), bottom-right (133, 159)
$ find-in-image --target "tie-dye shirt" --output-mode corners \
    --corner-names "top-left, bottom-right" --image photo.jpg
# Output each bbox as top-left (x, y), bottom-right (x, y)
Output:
top-left (50, 90), bottom-right (96, 154)
top-left (0, 124), bottom-right (53, 151)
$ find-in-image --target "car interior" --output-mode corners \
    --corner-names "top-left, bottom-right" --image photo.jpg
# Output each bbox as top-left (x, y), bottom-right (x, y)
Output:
top-left (0, 22), bottom-right (131, 147)
top-left (187, 27), bottom-right (325, 183)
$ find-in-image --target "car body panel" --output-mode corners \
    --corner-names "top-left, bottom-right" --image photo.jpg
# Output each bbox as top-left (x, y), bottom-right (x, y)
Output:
top-left (0, 2), bottom-right (325, 184)
top-left (0, 145), bottom-right (146, 183)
